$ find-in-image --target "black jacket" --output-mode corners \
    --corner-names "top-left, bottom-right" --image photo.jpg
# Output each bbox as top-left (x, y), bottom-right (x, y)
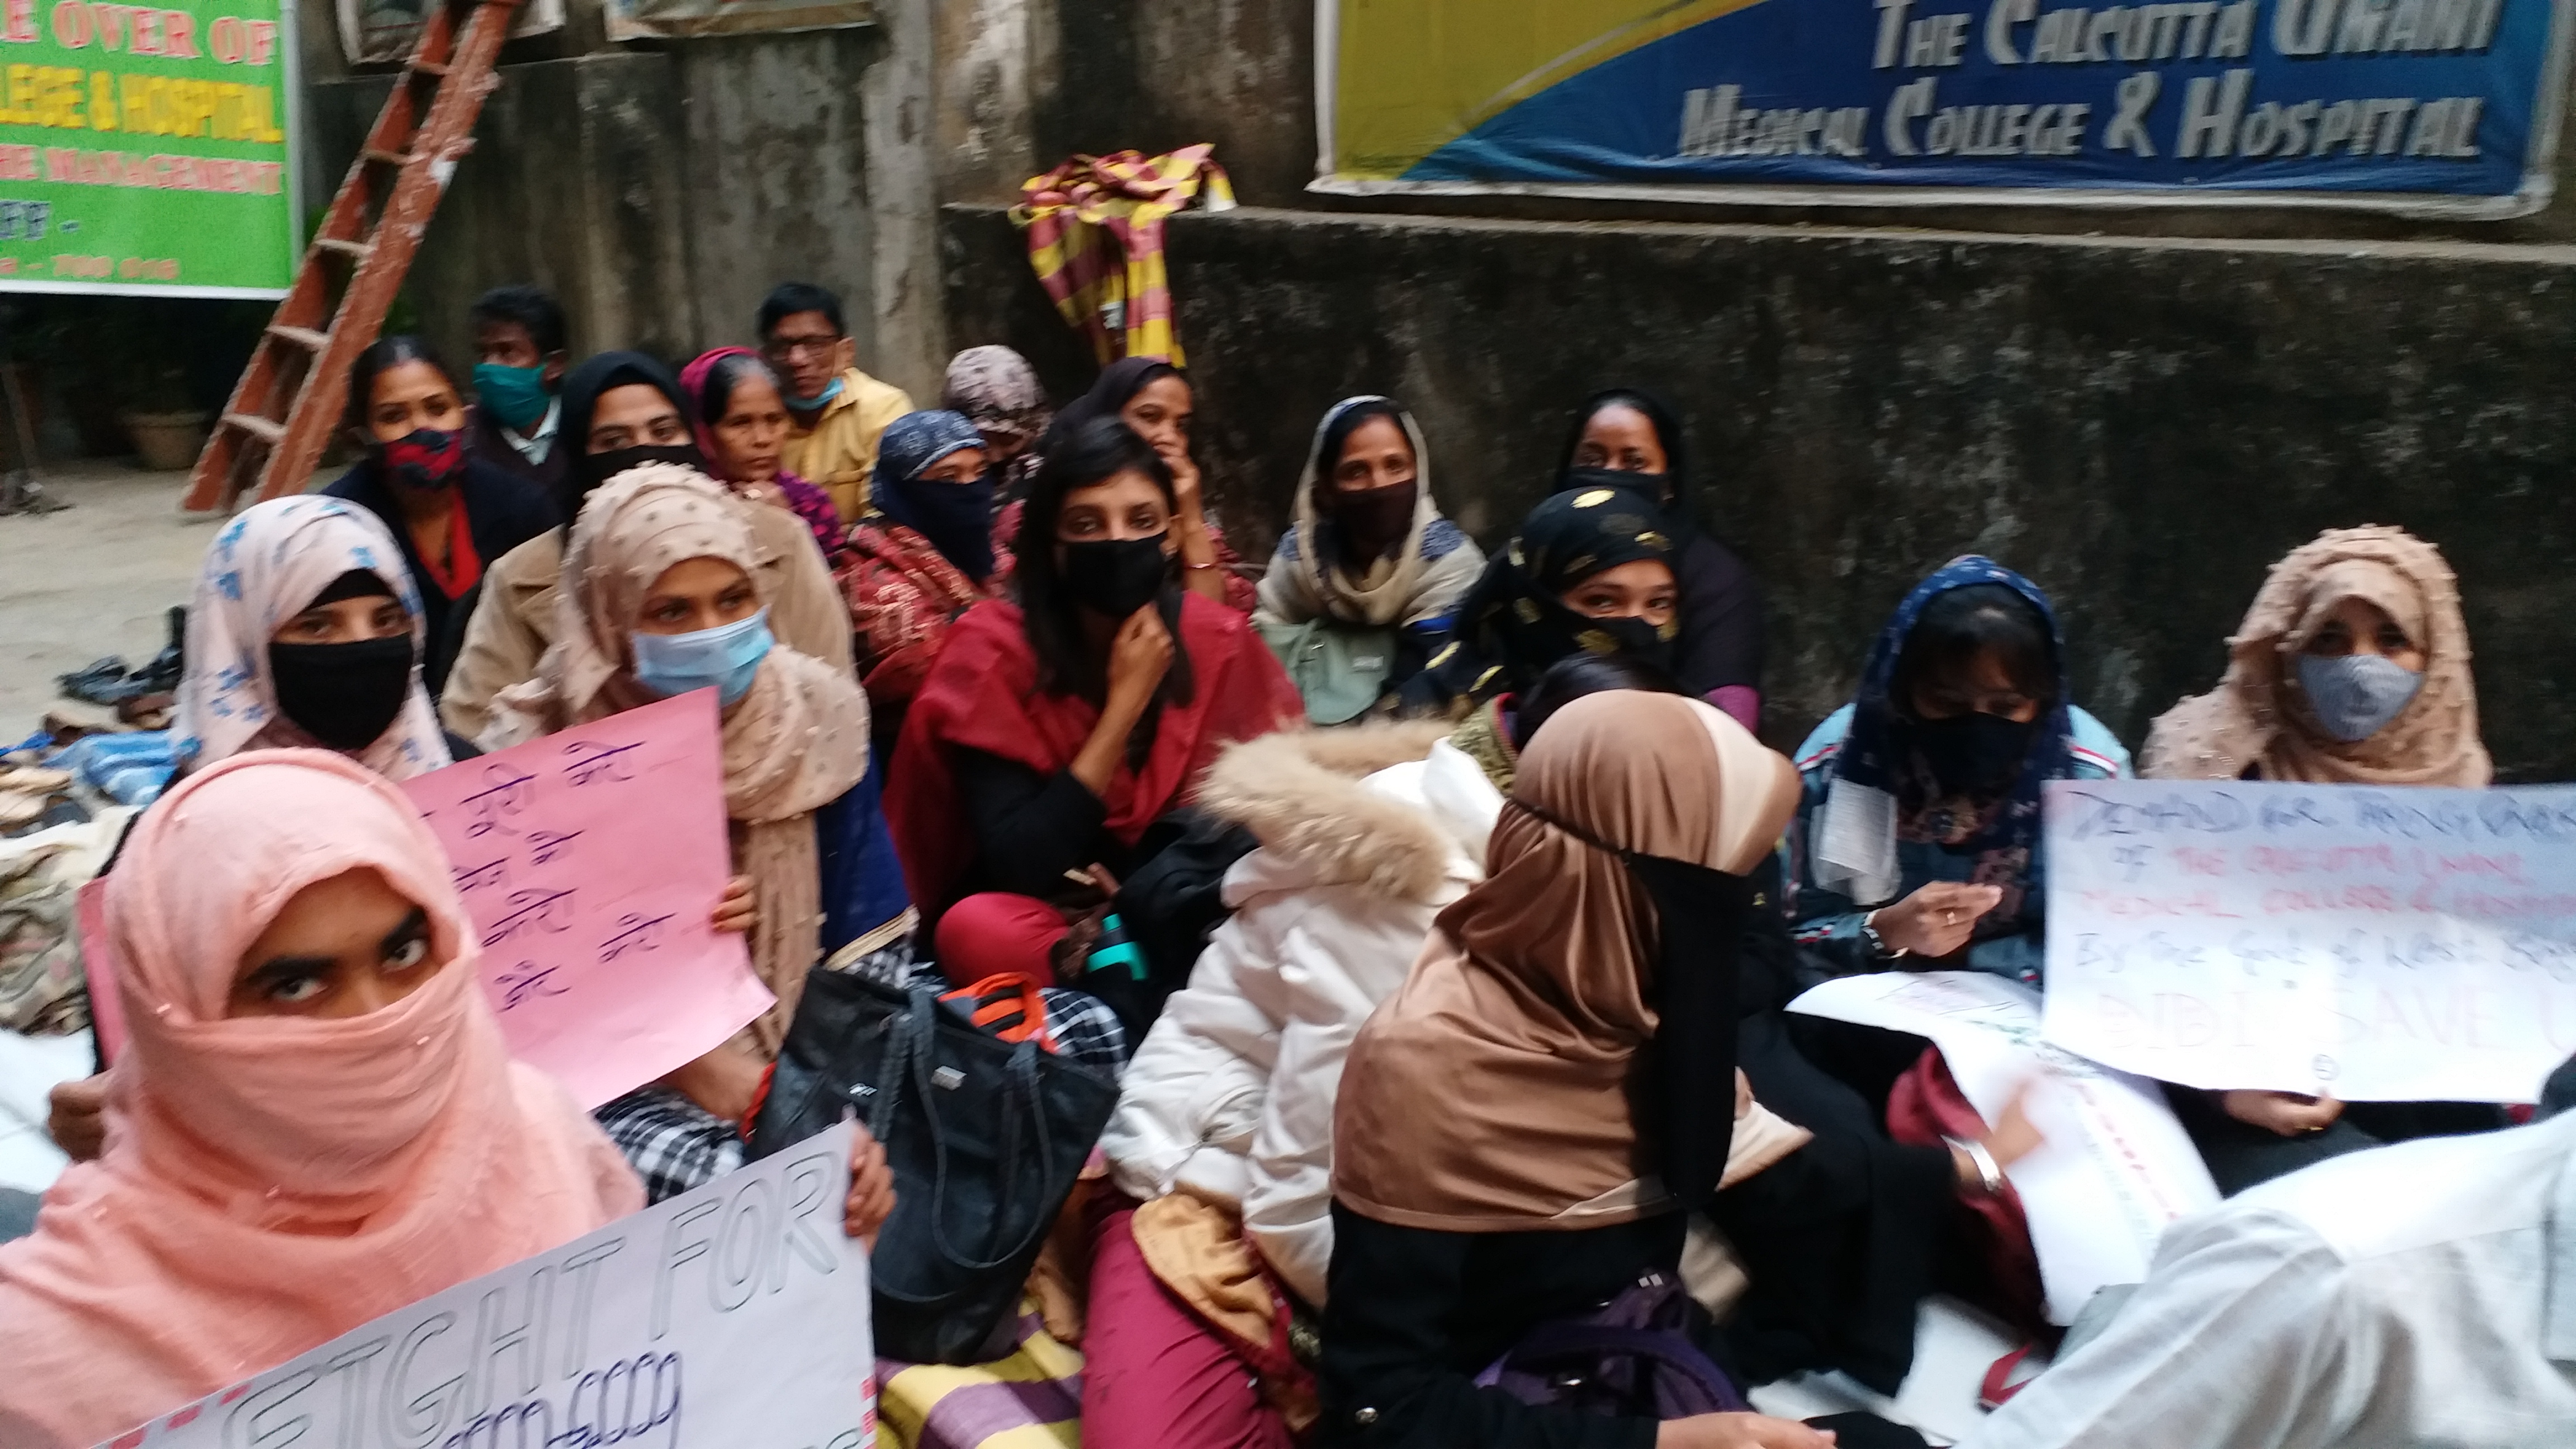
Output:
top-left (465, 400), bottom-right (570, 500)
top-left (323, 454), bottom-right (558, 694)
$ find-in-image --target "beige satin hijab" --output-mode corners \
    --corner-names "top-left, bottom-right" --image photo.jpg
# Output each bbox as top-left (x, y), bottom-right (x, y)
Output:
top-left (1333, 692), bottom-right (1800, 1233)
top-left (2144, 525), bottom-right (2489, 788)
top-left (487, 464), bottom-right (872, 1053)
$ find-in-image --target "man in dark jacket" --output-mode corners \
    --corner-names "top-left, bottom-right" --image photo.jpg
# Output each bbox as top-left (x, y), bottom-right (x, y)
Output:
top-left (466, 282), bottom-right (570, 498)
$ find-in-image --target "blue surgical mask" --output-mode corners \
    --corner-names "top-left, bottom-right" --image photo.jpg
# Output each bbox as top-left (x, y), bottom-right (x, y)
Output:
top-left (632, 608), bottom-right (774, 707)
top-left (785, 376), bottom-right (845, 415)
top-left (2296, 652), bottom-right (2423, 742)
top-left (472, 361), bottom-right (552, 433)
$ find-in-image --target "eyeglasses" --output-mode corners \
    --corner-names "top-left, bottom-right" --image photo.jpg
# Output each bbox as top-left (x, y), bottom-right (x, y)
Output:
top-left (764, 334), bottom-right (842, 362)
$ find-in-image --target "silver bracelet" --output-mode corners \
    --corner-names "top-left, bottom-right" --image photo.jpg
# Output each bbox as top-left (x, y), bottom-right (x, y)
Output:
top-left (1944, 1134), bottom-right (2006, 1196)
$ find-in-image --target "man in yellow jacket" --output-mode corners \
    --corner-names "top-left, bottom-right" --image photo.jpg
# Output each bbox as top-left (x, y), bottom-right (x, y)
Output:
top-left (757, 281), bottom-right (915, 522)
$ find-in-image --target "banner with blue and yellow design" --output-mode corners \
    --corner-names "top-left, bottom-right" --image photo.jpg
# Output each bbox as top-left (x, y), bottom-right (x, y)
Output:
top-left (1315, 0), bottom-right (2575, 214)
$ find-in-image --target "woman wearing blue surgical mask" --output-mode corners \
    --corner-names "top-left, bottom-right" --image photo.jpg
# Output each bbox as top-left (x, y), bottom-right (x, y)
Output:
top-left (484, 463), bottom-right (915, 1200)
top-left (2144, 525), bottom-right (2501, 1192)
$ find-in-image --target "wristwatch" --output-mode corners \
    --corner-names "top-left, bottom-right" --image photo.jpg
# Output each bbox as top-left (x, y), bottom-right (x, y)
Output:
top-left (1859, 910), bottom-right (1907, 961)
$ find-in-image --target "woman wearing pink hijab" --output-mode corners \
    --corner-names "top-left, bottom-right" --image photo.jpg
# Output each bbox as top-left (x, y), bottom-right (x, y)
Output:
top-left (0, 751), bottom-right (893, 1448)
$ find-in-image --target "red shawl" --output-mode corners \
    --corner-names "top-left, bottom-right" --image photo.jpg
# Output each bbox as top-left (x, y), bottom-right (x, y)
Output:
top-left (887, 593), bottom-right (1304, 915)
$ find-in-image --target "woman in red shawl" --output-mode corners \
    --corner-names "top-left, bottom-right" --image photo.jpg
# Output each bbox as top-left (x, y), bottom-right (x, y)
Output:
top-left (886, 415), bottom-right (1303, 1005)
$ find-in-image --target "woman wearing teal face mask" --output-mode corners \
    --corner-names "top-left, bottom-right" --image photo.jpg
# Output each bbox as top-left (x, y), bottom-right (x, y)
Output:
top-left (484, 463), bottom-right (917, 1197)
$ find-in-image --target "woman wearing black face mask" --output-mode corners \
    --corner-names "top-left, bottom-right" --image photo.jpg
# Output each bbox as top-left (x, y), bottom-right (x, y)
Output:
top-left (171, 496), bottom-right (475, 778)
top-left (322, 337), bottom-right (558, 695)
top-left (887, 416), bottom-right (1304, 995)
top-left (1253, 396), bottom-right (1484, 724)
top-left (1396, 483), bottom-right (1683, 737)
top-left (437, 350), bottom-right (855, 742)
top-left (1786, 559), bottom-right (2133, 986)
top-left (1558, 389), bottom-right (1766, 734)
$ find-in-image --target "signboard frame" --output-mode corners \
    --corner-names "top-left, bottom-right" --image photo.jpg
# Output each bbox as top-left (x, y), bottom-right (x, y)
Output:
top-left (1311, 0), bottom-right (2576, 218)
top-left (0, 0), bottom-right (304, 299)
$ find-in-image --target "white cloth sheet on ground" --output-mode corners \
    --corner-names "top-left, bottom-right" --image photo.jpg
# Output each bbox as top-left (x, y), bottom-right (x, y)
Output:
top-left (0, 1027), bottom-right (90, 1194)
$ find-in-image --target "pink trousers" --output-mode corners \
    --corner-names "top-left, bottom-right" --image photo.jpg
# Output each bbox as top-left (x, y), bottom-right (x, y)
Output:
top-left (1080, 1207), bottom-right (1294, 1449)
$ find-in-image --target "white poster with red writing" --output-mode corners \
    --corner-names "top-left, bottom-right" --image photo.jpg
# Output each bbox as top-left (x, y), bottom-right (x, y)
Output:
top-left (2043, 779), bottom-right (2576, 1104)
top-left (1786, 969), bottom-right (2217, 1325)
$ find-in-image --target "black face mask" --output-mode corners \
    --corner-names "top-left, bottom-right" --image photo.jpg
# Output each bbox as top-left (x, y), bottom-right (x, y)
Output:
top-left (577, 443), bottom-right (704, 491)
top-left (1059, 533), bottom-right (1171, 619)
top-left (1329, 480), bottom-right (1418, 564)
top-left (1576, 612), bottom-right (1677, 672)
top-left (1914, 711), bottom-right (2037, 795)
top-left (267, 636), bottom-right (416, 751)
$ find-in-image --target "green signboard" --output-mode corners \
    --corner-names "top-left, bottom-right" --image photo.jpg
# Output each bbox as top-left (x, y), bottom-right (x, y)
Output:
top-left (0, 0), bottom-right (297, 297)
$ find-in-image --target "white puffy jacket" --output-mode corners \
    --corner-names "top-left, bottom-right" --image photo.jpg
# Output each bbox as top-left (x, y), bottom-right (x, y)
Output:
top-left (1100, 722), bottom-right (1502, 1307)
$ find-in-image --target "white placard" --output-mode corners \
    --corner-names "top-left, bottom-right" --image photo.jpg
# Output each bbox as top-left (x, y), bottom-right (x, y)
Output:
top-left (1787, 970), bottom-right (2218, 1325)
top-left (96, 1125), bottom-right (874, 1449)
top-left (2043, 779), bottom-right (2576, 1103)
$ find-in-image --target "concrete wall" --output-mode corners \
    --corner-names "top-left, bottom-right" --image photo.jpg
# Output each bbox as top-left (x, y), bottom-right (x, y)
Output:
top-left (943, 202), bottom-right (2576, 782)
top-left (302, 0), bottom-right (944, 396)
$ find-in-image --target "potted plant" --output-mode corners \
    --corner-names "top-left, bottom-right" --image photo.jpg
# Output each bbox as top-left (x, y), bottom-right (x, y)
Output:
top-left (121, 358), bottom-right (208, 471)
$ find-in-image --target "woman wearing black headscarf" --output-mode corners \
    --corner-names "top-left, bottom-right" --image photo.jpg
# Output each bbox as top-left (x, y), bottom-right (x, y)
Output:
top-left (1559, 389), bottom-right (1767, 733)
top-left (438, 352), bottom-right (856, 740)
top-left (1396, 483), bottom-right (1681, 758)
top-left (1053, 357), bottom-right (1256, 611)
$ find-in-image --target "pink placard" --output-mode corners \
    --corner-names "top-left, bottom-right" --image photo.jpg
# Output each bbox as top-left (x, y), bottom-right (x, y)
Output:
top-left (400, 688), bottom-right (772, 1107)
top-left (78, 691), bottom-right (769, 1106)
top-left (77, 878), bottom-right (124, 1065)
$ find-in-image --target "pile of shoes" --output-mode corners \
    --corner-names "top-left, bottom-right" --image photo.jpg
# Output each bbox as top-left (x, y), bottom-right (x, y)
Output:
top-left (53, 606), bottom-right (183, 728)
top-left (0, 761), bottom-right (72, 834)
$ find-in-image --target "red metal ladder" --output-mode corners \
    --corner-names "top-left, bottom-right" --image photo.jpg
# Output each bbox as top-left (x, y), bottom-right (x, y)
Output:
top-left (181, 0), bottom-right (519, 513)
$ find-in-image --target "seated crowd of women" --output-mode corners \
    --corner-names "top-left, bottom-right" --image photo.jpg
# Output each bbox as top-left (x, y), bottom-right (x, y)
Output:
top-left (0, 325), bottom-right (2513, 1449)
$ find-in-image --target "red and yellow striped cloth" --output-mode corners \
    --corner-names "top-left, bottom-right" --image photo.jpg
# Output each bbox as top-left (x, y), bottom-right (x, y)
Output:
top-left (1010, 145), bottom-right (1234, 366)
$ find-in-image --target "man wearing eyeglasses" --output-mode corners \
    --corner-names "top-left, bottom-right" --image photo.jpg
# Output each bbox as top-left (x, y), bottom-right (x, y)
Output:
top-left (757, 281), bottom-right (916, 522)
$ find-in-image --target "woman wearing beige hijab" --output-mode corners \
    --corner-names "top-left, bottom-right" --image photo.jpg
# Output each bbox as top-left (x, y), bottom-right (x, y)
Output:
top-left (2143, 524), bottom-right (2488, 788)
top-left (486, 463), bottom-right (913, 1200)
top-left (1322, 691), bottom-right (1836, 1449)
top-left (2143, 525), bottom-right (2504, 1193)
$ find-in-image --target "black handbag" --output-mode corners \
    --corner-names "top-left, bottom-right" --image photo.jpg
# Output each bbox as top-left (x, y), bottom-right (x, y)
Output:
top-left (750, 968), bottom-right (1119, 1364)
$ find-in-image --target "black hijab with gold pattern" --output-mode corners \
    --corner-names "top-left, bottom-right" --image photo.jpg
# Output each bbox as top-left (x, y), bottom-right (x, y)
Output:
top-left (1408, 483), bottom-right (1680, 712)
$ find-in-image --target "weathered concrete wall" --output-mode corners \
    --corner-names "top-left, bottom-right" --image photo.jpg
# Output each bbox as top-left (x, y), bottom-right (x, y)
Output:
top-left (304, 3), bottom-right (945, 396)
top-left (944, 202), bottom-right (2576, 781)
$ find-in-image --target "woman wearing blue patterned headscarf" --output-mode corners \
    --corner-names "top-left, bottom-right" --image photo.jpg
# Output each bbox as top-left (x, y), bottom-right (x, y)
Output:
top-left (1785, 556), bottom-right (2131, 986)
top-left (174, 495), bottom-right (456, 782)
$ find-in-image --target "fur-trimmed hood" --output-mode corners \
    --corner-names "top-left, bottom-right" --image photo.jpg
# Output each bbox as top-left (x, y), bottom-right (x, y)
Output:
top-left (1197, 721), bottom-right (1460, 902)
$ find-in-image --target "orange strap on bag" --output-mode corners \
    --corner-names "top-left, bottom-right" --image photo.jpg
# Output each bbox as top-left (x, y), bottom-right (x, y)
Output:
top-left (940, 973), bottom-right (1058, 1051)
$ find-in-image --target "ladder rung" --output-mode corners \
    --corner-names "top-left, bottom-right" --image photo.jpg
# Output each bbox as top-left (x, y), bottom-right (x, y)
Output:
top-left (315, 237), bottom-right (371, 260)
top-left (265, 324), bottom-right (329, 352)
top-left (361, 148), bottom-right (415, 166)
top-left (222, 413), bottom-right (286, 444)
top-left (412, 61), bottom-right (449, 77)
